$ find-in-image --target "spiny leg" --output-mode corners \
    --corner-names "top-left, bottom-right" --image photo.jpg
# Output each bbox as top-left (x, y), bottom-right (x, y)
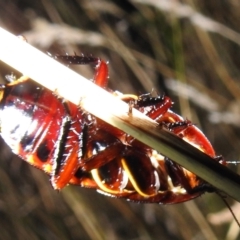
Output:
top-left (160, 120), bottom-right (192, 135)
top-left (129, 94), bottom-right (193, 135)
top-left (53, 54), bottom-right (109, 88)
top-left (50, 98), bottom-right (84, 190)
top-left (115, 93), bottom-right (173, 117)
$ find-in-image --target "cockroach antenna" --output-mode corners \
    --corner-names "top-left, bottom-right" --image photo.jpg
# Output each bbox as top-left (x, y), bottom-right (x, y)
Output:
top-left (216, 191), bottom-right (240, 228)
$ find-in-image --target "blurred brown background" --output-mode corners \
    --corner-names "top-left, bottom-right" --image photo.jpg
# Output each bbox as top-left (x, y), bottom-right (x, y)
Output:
top-left (0, 1), bottom-right (240, 239)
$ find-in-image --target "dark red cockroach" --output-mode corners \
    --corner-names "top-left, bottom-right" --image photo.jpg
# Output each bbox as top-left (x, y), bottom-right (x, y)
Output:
top-left (0, 56), bottom-right (226, 204)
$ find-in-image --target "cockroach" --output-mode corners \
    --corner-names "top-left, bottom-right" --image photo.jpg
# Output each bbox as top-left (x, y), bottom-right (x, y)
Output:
top-left (0, 56), bottom-right (237, 216)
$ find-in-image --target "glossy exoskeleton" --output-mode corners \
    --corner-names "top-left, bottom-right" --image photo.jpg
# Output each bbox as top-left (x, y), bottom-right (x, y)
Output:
top-left (0, 56), bottom-right (225, 204)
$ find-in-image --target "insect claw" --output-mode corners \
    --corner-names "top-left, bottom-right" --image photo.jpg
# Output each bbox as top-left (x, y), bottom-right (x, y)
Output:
top-left (128, 100), bottom-right (135, 115)
top-left (17, 35), bottom-right (27, 42)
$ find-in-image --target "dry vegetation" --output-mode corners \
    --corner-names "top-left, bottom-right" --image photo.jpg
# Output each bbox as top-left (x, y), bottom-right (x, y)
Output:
top-left (0, 0), bottom-right (240, 239)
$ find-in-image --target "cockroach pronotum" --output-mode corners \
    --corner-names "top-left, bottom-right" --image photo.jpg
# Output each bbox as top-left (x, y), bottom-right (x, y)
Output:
top-left (0, 55), bottom-right (238, 224)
